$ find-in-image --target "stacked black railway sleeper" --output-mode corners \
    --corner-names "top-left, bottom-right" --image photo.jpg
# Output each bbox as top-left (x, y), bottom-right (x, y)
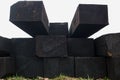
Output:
top-left (0, 1), bottom-right (119, 80)
top-left (95, 33), bottom-right (120, 80)
top-left (0, 37), bottom-right (15, 78)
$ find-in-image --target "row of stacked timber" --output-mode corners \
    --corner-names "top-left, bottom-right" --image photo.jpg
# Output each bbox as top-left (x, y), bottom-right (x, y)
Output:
top-left (0, 1), bottom-right (119, 80)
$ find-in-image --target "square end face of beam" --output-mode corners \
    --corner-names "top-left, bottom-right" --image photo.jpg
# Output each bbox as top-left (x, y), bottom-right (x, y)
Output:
top-left (12, 38), bottom-right (35, 57)
top-left (0, 36), bottom-right (13, 57)
top-left (95, 33), bottom-right (120, 57)
top-left (44, 57), bottom-right (74, 78)
top-left (10, 1), bottom-right (49, 37)
top-left (75, 57), bottom-right (107, 78)
top-left (79, 4), bottom-right (108, 24)
top-left (36, 36), bottom-right (67, 57)
top-left (107, 57), bottom-right (120, 80)
top-left (16, 57), bottom-right (44, 78)
top-left (44, 58), bottom-right (59, 78)
top-left (68, 38), bottom-right (95, 57)
top-left (70, 4), bottom-right (109, 38)
top-left (0, 57), bottom-right (15, 78)
top-left (49, 23), bottom-right (68, 35)
top-left (59, 57), bottom-right (74, 77)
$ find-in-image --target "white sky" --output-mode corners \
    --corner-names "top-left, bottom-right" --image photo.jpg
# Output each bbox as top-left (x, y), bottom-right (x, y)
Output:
top-left (0, 0), bottom-right (120, 39)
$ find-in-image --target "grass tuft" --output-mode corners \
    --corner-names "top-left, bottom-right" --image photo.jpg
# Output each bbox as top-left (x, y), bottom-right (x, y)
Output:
top-left (1, 75), bottom-right (110, 80)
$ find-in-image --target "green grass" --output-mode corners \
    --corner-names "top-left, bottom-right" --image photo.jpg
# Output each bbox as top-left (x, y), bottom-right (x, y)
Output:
top-left (3, 75), bottom-right (110, 80)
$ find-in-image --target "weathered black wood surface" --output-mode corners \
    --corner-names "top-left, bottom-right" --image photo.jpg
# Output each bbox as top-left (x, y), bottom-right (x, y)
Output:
top-left (107, 57), bottom-right (120, 80)
top-left (75, 57), bottom-right (107, 78)
top-left (0, 36), bottom-right (13, 57)
top-left (0, 57), bottom-right (15, 78)
top-left (95, 33), bottom-right (120, 57)
top-left (70, 4), bottom-right (108, 38)
top-left (44, 57), bottom-right (74, 78)
top-left (10, 1), bottom-right (49, 37)
top-left (68, 38), bottom-right (95, 57)
top-left (12, 38), bottom-right (44, 78)
top-left (49, 23), bottom-right (68, 36)
top-left (36, 36), bottom-right (67, 57)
